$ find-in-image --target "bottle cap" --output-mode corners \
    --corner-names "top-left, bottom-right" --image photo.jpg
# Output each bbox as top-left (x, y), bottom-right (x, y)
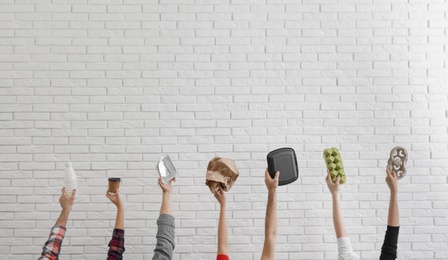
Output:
top-left (66, 162), bottom-right (73, 167)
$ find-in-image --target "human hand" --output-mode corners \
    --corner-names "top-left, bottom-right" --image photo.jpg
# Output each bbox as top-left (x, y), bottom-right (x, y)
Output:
top-left (325, 171), bottom-right (340, 196)
top-left (214, 187), bottom-right (226, 206)
top-left (385, 165), bottom-right (398, 194)
top-left (264, 168), bottom-right (279, 192)
top-left (158, 177), bottom-right (176, 194)
top-left (59, 187), bottom-right (76, 212)
top-left (106, 189), bottom-right (123, 209)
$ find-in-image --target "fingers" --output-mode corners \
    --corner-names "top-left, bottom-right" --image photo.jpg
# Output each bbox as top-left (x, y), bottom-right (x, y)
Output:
top-left (385, 165), bottom-right (393, 178)
top-left (336, 177), bottom-right (340, 185)
top-left (70, 189), bottom-right (77, 198)
top-left (264, 168), bottom-right (279, 181)
top-left (325, 172), bottom-right (334, 185)
top-left (213, 187), bottom-right (224, 201)
top-left (61, 187), bottom-right (68, 197)
top-left (106, 190), bottom-right (114, 200)
top-left (274, 171), bottom-right (280, 181)
top-left (159, 177), bottom-right (176, 186)
top-left (386, 170), bottom-right (392, 179)
top-left (391, 171), bottom-right (398, 179)
top-left (106, 189), bottom-right (119, 200)
top-left (166, 178), bottom-right (175, 185)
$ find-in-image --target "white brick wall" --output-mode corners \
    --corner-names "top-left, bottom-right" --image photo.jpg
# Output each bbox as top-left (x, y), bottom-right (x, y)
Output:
top-left (1, 0), bottom-right (448, 259)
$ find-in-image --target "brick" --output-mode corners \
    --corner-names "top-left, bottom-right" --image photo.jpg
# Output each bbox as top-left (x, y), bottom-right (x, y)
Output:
top-left (1, 2), bottom-right (448, 258)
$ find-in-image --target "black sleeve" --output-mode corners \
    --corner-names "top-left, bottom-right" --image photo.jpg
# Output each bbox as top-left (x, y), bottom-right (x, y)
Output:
top-left (379, 226), bottom-right (399, 260)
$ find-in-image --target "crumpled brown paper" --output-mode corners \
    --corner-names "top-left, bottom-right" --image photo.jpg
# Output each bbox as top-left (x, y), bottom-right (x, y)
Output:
top-left (205, 157), bottom-right (239, 193)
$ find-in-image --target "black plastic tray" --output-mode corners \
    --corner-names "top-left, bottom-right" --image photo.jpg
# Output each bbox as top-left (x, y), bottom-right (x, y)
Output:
top-left (267, 147), bottom-right (299, 186)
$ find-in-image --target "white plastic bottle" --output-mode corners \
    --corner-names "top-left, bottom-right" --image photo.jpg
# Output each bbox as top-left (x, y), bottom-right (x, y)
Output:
top-left (64, 162), bottom-right (78, 196)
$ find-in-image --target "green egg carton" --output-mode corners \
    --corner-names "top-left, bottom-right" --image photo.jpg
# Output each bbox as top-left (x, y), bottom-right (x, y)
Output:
top-left (323, 147), bottom-right (346, 184)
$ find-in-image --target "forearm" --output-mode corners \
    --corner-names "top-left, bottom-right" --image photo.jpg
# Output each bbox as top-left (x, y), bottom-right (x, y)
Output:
top-left (115, 206), bottom-right (124, 229)
top-left (55, 209), bottom-right (70, 227)
top-left (332, 193), bottom-right (347, 238)
top-left (265, 190), bottom-right (277, 238)
top-left (217, 204), bottom-right (229, 255)
top-left (160, 192), bottom-right (172, 215)
top-left (261, 190), bottom-right (277, 260)
top-left (107, 201), bottom-right (125, 259)
top-left (387, 192), bottom-right (399, 227)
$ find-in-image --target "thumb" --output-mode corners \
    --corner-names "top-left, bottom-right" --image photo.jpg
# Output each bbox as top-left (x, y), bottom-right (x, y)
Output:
top-left (386, 169), bottom-right (392, 179)
top-left (391, 171), bottom-right (397, 179)
top-left (274, 171), bottom-right (280, 180)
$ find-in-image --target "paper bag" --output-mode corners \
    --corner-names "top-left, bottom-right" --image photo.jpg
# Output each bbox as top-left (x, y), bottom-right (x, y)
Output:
top-left (205, 157), bottom-right (239, 193)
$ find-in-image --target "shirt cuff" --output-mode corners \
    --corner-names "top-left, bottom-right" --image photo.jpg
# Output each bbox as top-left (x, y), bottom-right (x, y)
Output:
top-left (112, 228), bottom-right (125, 236)
top-left (337, 237), bottom-right (359, 260)
top-left (50, 225), bottom-right (66, 236)
top-left (52, 225), bottom-right (66, 231)
top-left (157, 214), bottom-right (175, 227)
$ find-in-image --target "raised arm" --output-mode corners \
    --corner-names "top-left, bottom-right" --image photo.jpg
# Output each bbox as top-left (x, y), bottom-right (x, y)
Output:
top-left (55, 188), bottom-right (75, 227)
top-left (385, 166), bottom-right (399, 227)
top-left (214, 187), bottom-right (229, 258)
top-left (106, 189), bottom-right (125, 260)
top-left (260, 169), bottom-right (279, 260)
top-left (159, 178), bottom-right (174, 215)
top-left (107, 189), bottom-right (124, 229)
top-left (39, 188), bottom-right (76, 260)
top-left (153, 178), bottom-right (176, 260)
top-left (380, 166), bottom-right (400, 260)
top-left (326, 172), bottom-right (359, 260)
top-left (325, 172), bottom-right (347, 238)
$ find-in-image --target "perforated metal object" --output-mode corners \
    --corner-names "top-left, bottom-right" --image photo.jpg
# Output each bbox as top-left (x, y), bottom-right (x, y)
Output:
top-left (387, 146), bottom-right (408, 180)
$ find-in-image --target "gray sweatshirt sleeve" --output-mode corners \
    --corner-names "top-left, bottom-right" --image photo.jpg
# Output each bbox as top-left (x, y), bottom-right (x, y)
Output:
top-left (152, 214), bottom-right (175, 260)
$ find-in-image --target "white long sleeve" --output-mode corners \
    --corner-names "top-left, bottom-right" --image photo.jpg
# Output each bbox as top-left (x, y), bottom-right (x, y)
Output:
top-left (337, 237), bottom-right (360, 260)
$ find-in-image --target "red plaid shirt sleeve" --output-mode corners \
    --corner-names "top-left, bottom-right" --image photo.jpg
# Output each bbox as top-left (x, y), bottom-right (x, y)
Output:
top-left (39, 225), bottom-right (66, 260)
top-left (107, 228), bottom-right (125, 260)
